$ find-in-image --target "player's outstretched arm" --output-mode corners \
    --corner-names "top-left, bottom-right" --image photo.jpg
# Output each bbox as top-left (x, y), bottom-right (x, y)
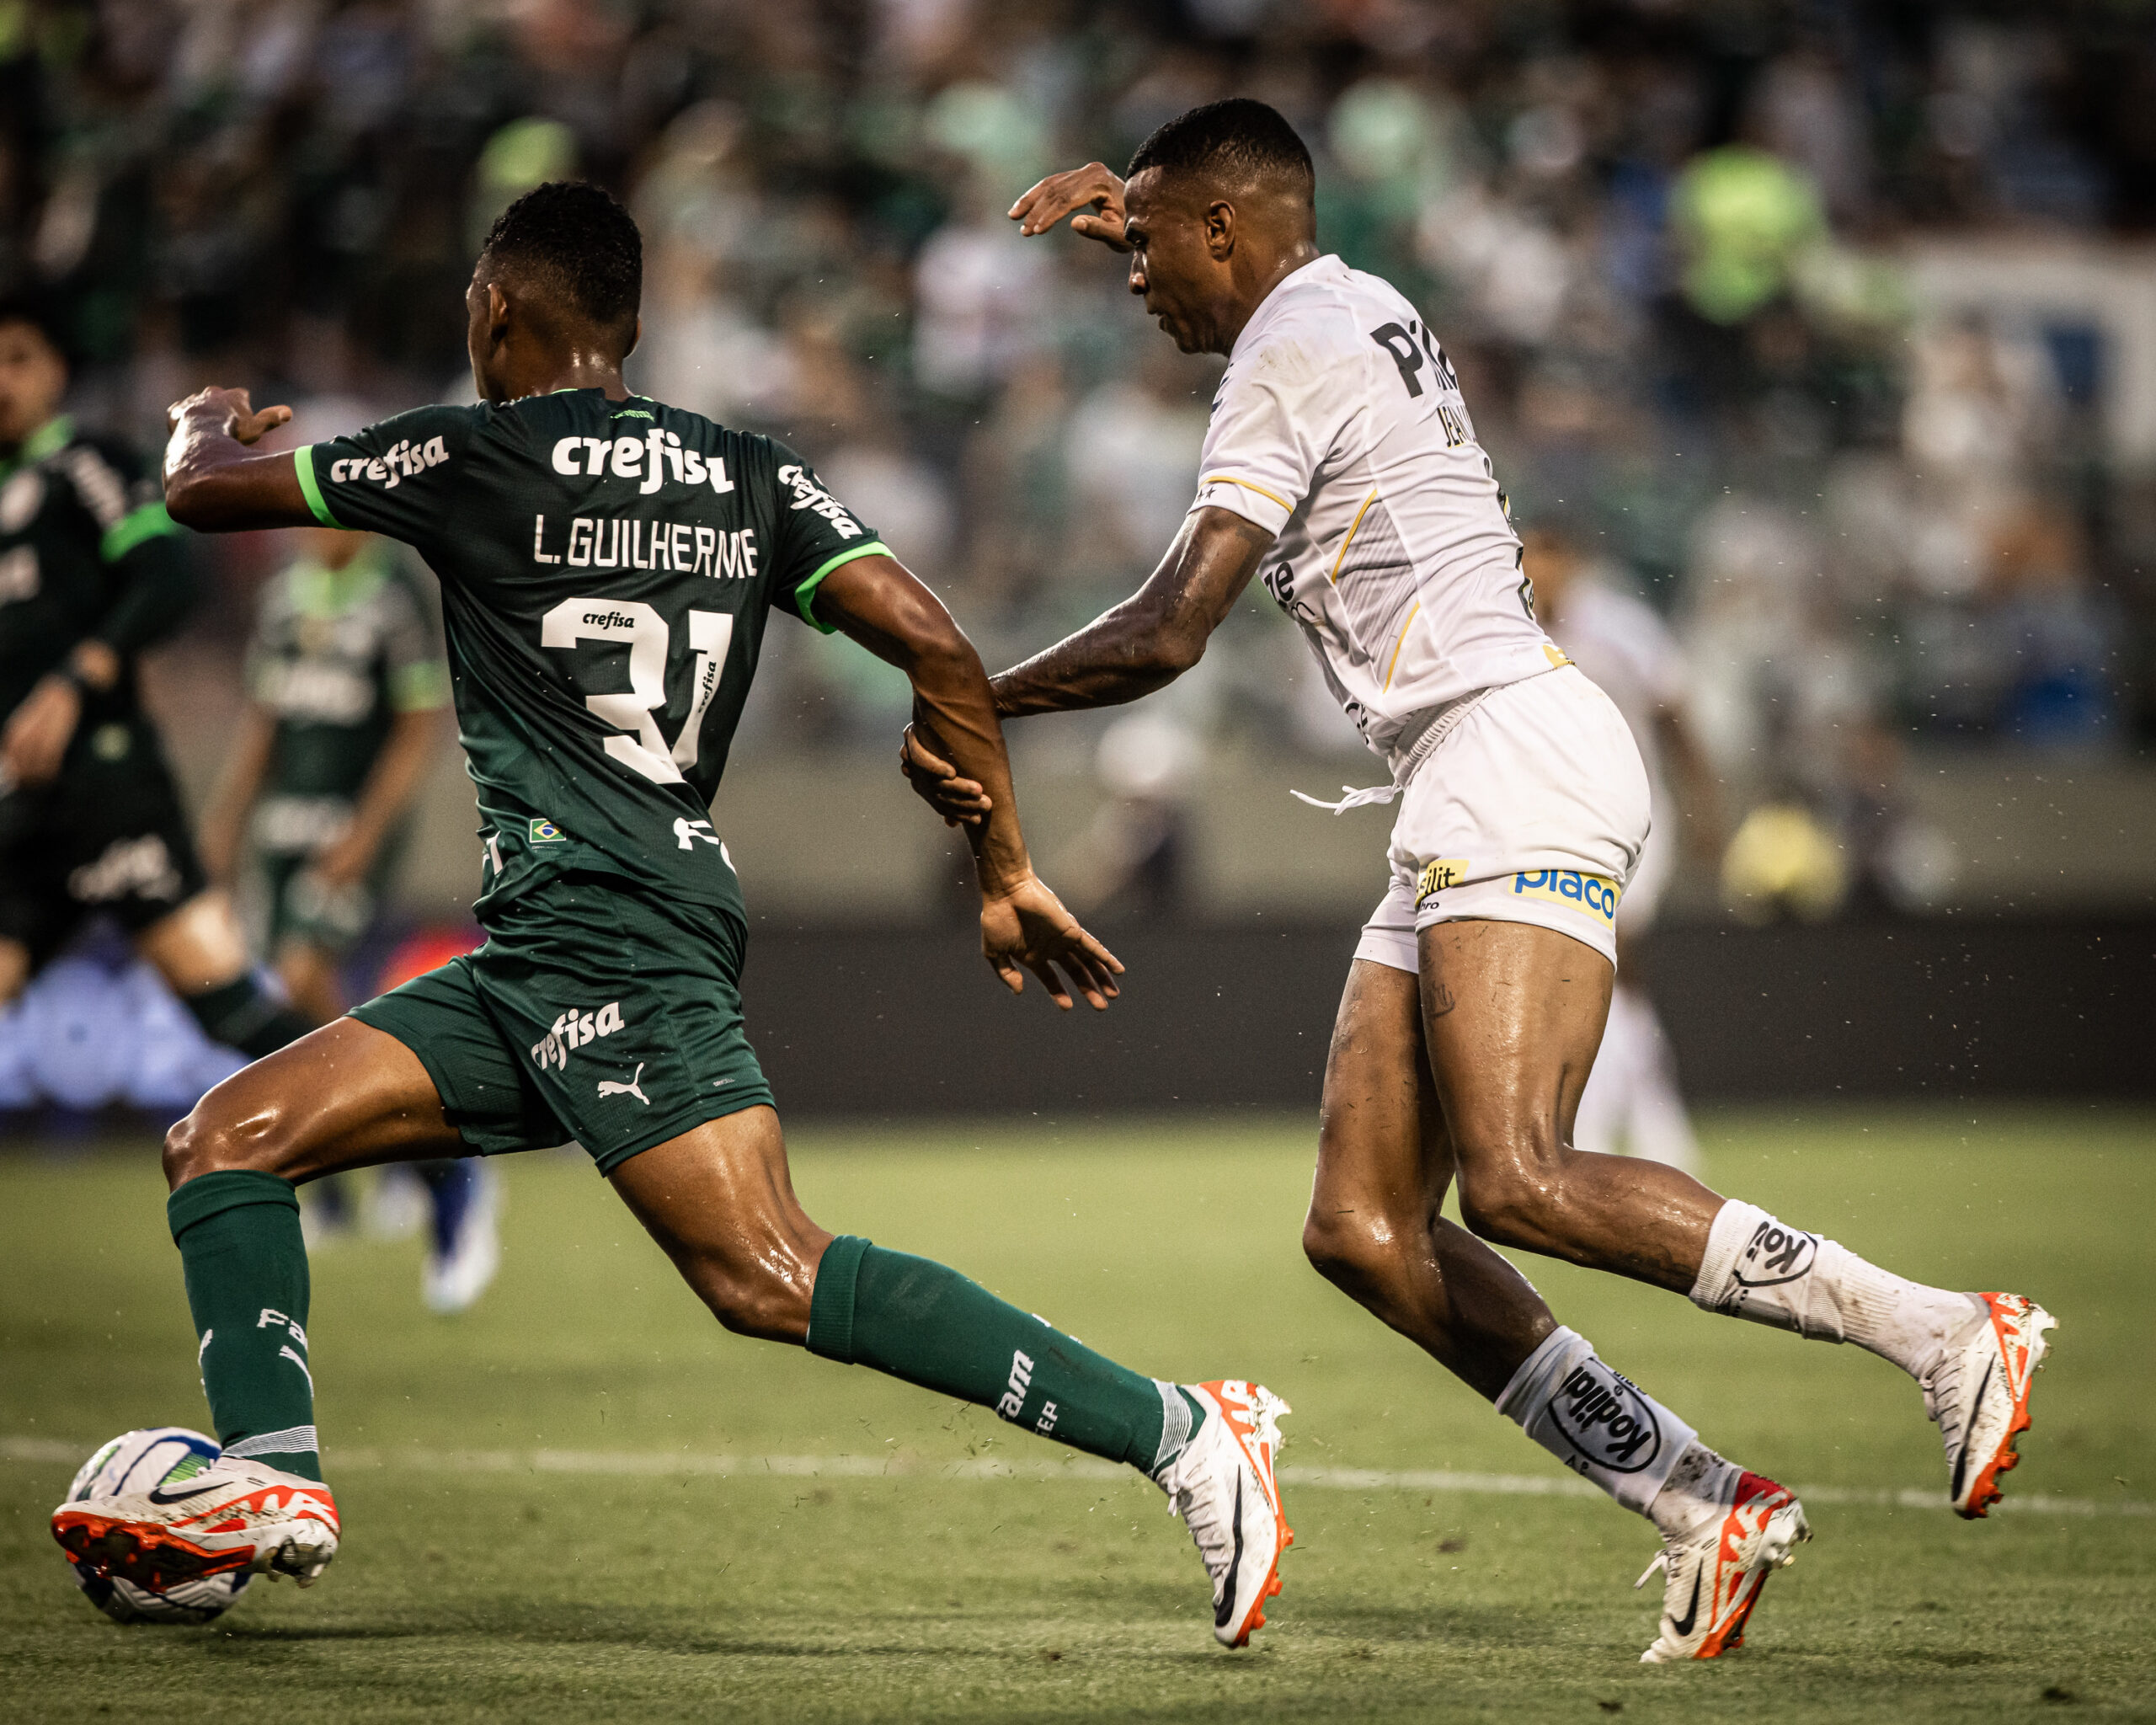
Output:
top-left (900, 505), bottom-right (1273, 825)
top-left (163, 387), bottom-right (313, 531)
top-left (1009, 162), bottom-right (1133, 251)
top-left (814, 553), bottom-right (1123, 1012)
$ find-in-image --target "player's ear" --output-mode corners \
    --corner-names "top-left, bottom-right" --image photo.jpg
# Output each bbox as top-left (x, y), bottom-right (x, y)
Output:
top-left (1206, 199), bottom-right (1235, 261)
top-left (486, 282), bottom-right (511, 347)
top-left (623, 315), bottom-right (641, 362)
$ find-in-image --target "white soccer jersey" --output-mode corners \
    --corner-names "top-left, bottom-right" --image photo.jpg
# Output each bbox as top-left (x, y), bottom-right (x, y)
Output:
top-left (1189, 255), bottom-right (1562, 759)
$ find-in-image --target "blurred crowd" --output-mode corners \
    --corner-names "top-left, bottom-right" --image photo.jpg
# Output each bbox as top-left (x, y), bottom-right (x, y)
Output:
top-left (4, 0), bottom-right (2153, 918)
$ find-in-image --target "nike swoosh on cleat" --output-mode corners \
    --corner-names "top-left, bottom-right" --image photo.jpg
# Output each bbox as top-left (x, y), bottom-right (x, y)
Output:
top-left (1951, 1360), bottom-right (1993, 1503)
top-left (145, 1482), bottom-right (221, 1505)
top-left (1216, 1474), bottom-right (1244, 1631)
top-left (1669, 1569), bottom-right (1701, 1639)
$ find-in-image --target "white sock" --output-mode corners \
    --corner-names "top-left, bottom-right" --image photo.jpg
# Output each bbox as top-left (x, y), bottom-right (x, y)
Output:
top-left (1496, 1327), bottom-right (1696, 1517)
top-left (1690, 1200), bottom-right (1980, 1381)
top-left (1646, 1439), bottom-right (1743, 1541)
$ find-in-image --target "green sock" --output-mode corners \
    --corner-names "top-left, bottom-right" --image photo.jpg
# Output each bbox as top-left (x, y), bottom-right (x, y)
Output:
top-left (167, 1171), bottom-right (322, 1481)
top-left (807, 1236), bottom-right (1203, 1476)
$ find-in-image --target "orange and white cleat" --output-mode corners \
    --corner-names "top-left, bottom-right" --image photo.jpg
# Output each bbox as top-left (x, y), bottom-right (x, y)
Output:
top-left (53, 1457), bottom-right (340, 1594)
top-left (1156, 1379), bottom-right (1293, 1648)
top-left (1925, 1291), bottom-right (2057, 1518)
top-left (1636, 1471), bottom-right (1809, 1662)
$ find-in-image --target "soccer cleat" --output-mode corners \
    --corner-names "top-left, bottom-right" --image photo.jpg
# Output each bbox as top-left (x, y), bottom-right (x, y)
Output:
top-left (52, 1457), bottom-right (339, 1594)
top-left (1155, 1380), bottom-right (1293, 1649)
top-left (1924, 1290), bottom-right (2057, 1518)
top-left (1636, 1471), bottom-right (1809, 1662)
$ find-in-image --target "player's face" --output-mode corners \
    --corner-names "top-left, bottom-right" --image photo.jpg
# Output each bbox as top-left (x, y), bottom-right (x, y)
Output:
top-left (1122, 171), bottom-right (1225, 355)
top-left (0, 321), bottom-right (67, 447)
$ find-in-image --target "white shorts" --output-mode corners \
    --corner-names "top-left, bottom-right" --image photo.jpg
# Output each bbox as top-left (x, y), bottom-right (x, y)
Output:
top-left (1354, 665), bottom-right (1651, 974)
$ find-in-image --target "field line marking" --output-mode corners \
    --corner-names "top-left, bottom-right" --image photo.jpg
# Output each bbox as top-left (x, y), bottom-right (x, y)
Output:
top-left (8, 1435), bottom-right (2145, 1518)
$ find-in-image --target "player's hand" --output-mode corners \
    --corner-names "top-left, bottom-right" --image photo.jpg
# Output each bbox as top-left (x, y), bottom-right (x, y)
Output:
top-left (1009, 163), bottom-right (1132, 252)
top-left (166, 387), bottom-right (293, 446)
top-left (0, 674), bottom-right (81, 788)
top-left (979, 872), bottom-right (1124, 1011)
top-left (310, 829), bottom-right (374, 889)
top-left (899, 722), bottom-right (991, 828)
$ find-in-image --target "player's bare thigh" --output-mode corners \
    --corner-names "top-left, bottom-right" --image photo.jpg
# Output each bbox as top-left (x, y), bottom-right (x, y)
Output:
top-left (1306, 956), bottom-right (1458, 1261)
top-left (1418, 916), bottom-right (1721, 1289)
top-left (608, 1105), bottom-right (835, 1345)
top-left (163, 1017), bottom-right (463, 1191)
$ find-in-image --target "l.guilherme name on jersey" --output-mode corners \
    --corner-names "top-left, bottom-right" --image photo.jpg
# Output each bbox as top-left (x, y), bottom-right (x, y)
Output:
top-left (292, 391), bottom-right (888, 924)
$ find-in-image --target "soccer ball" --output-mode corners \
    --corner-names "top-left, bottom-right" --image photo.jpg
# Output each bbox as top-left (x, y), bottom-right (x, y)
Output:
top-left (64, 1429), bottom-right (253, 1625)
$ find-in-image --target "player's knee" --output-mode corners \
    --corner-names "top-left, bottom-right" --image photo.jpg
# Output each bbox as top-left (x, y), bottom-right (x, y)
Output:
top-left (1302, 1202), bottom-right (1412, 1298)
top-left (1454, 1161), bottom-right (1559, 1250)
top-left (686, 1253), bottom-right (810, 1343)
top-left (163, 1087), bottom-right (293, 1189)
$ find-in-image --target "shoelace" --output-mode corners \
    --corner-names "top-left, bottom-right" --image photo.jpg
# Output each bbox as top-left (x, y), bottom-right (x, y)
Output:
top-left (1633, 1548), bottom-right (1672, 1592)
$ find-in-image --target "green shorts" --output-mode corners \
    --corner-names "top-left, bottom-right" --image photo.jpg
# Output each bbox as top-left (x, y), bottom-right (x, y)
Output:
top-left (259, 836), bottom-right (402, 958)
top-left (349, 873), bottom-right (775, 1174)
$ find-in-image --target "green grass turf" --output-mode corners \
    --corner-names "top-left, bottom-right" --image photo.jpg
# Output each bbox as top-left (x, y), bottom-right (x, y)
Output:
top-left (1, 1105), bottom-right (2151, 1722)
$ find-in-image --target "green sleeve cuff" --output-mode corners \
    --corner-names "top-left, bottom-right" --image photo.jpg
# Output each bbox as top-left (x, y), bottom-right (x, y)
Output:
top-left (99, 501), bottom-right (182, 562)
top-left (391, 660), bottom-right (451, 711)
top-left (792, 540), bottom-right (889, 633)
top-left (293, 446), bottom-right (344, 529)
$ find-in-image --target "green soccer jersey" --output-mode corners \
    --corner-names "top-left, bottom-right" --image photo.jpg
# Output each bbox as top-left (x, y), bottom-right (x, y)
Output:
top-left (0, 414), bottom-right (192, 732)
top-left (292, 390), bottom-right (886, 923)
top-left (245, 541), bottom-right (451, 855)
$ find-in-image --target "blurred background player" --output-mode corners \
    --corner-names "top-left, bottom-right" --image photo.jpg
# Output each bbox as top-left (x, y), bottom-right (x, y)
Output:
top-left (1519, 515), bottom-right (1722, 1175)
top-left (0, 298), bottom-right (311, 1071)
top-left (197, 502), bottom-right (498, 1312)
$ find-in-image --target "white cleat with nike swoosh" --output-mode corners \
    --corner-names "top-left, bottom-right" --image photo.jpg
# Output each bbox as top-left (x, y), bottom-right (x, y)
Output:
top-left (52, 1458), bottom-right (340, 1595)
top-left (1636, 1470), bottom-right (1808, 1662)
top-left (1155, 1380), bottom-right (1293, 1648)
top-left (1925, 1291), bottom-right (2057, 1519)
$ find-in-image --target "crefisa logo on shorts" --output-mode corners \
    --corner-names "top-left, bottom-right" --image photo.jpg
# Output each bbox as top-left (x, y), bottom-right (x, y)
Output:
top-left (1546, 1359), bottom-right (1662, 1473)
top-left (1511, 868), bottom-right (1621, 922)
top-left (1732, 1219), bottom-right (1820, 1288)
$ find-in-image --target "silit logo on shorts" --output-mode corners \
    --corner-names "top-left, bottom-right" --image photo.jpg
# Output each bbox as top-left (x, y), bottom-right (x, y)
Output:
top-left (1546, 1360), bottom-right (1662, 1473)
top-left (530, 1000), bottom-right (625, 1071)
top-left (1732, 1220), bottom-right (1819, 1289)
top-left (1415, 857), bottom-right (1469, 911)
top-left (1510, 868), bottom-right (1621, 923)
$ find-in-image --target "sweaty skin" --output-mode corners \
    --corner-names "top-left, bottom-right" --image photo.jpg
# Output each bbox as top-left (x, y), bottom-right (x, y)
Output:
top-left (161, 245), bottom-right (1123, 1358)
top-left (905, 152), bottom-right (1736, 1402)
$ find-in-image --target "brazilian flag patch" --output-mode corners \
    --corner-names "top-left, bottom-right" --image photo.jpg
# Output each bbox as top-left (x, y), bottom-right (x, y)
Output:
top-left (529, 817), bottom-right (566, 844)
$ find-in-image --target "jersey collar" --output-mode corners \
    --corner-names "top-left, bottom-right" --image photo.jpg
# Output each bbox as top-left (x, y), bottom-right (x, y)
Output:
top-left (1229, 255), bottom-right (1347, 366)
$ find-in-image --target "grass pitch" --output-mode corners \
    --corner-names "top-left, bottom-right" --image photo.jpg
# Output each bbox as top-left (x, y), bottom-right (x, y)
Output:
top-left (2, 1106), bottom-right (2151, 1722)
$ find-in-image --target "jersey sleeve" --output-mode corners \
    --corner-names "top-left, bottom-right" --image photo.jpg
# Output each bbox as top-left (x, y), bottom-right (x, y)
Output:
top-left (760, 444), bottom-right (889, 633)
top-left (61, 436), bottom-right (195, 654)
top-left (293, 404), bottom-right (483, 551)
top-left (1189, 339), bottom-right (1342, 538)
top-left (382, 567), bottom-right (451, 711)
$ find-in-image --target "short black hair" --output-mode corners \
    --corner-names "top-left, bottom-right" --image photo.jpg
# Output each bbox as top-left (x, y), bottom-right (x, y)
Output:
top-left (1128, 99), bottom-right (1314, 194)
top-left (0, 291), bottom-right (70, 364)
top-left (478, 180), bottom-right (642, 339)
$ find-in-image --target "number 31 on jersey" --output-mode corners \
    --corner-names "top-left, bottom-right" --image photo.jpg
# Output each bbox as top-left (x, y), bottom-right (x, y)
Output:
top-left (540, 597), bottom-right (733, 786)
